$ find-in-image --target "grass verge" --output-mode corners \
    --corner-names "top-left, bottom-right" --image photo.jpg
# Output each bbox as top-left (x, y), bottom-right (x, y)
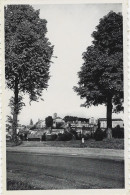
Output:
top-left (7, 179), bottom-right (37, 190)
top-left (12, 138), bottom-right (124, 149)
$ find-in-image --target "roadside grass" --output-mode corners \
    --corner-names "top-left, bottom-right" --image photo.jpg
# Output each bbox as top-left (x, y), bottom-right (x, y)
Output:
top-left (11, 138), bottom-right (124, 149)
top-left (6, 141), bottom-right (22, 147)
top-left (7, 179), bottom-right (37, 190)
top-left (6, 139), bottom-right (22, 147)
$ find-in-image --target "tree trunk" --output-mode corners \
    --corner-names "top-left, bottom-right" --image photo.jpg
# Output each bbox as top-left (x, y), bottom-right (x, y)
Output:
top-left (106, 96), bottom-right (112, 139)
top-left (12, 77), bottom-right (19, 136)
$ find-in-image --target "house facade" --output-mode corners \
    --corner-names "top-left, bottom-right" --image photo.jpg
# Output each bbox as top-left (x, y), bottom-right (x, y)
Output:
top-left (35, 119), bottom-right (46, 129)
top-left (98, 118), bottom-right (124, 129)
top-left (53, 117), bottom-right (65, 128)
top-left (51, 128), bottom-right (65, 134)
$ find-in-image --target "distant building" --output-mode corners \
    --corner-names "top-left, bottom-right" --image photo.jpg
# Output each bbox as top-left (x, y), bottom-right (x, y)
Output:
top-left (35, 119), bottom-right (46, 129)
top-left (53, 117), bottom-right (65, 128)
top-left (30, 119), bottom-right (33, 126)
top-left (70, 121), bottom-right (89, 130)
top-left (51, 114), bottom-right (99, 134)
top-left (51, 129), bottom-right (65, 134)
top-left (27, 124), bottom-right (34, 129)
top-left (89, 117), bottom-right (97, 125)
top-left (53, 113), bottom-right (57, 119)
top-left (98, 118), bottom-right (124, 129)
top-left (65, 117), bottom-right (89, 129)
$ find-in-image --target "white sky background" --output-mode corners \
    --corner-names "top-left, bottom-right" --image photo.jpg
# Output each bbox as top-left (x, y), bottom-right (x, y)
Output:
top-left (5, 3), bottom-right (123, 125)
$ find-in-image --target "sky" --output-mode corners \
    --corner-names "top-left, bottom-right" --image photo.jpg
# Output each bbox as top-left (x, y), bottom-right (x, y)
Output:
top-left (5, 3), bottom-right (123, 125)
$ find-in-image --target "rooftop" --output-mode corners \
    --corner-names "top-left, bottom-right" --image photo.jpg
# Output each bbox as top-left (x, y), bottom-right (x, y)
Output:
top-left (98, 118), bottom-right (123, 121)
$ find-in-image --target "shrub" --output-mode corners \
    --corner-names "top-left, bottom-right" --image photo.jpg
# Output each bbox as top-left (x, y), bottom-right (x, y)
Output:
top-left (71, 134), bottom-right (76, 140)
top-left (45, 134), bottom-right (57, 141)
top-left (70, 129), bottom-right (77, 136)
top-left (27, 132), bottom-right (41, 141)
top-left (69, 130), bottom-right (77, 140)
top-left (82, 133), bottom-right (91, 140)
top-left (102, 129), bottom-right (107, 138)
top-left (112, 125), bottom-right (124, 138)
top-left (56, 122), bottom-right (64, 129)
top-left (75, 132), bottom-right (82, 140)
top-left (94, 128), bottom-right (104, 141)
top-left (42, 133), bottom-right (46, 141)
top-left (19, 133), bottom-right (28, 141)
top-left (51, 134), bottom-right (57, 141)
top-left (57, 132), bottom-right (72, 141)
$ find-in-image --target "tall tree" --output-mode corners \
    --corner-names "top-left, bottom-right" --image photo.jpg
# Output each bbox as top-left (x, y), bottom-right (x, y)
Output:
top-left (30, 119), bottom-right (33, 126)
top-left (45, 116), bottom-right (53, 128)
top-left (73, 12), bottom-right (123, 137)
top-left (5, 5), bottom-right (54, 136)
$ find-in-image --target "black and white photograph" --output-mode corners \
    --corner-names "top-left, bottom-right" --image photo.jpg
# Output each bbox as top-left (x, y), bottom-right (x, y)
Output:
top-left (2, 0), bottom-right (128, 193)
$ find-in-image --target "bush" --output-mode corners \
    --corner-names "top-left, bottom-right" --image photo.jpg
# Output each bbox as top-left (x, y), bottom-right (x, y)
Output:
top-left (51, 134), bottom-right (57, 140)
top-left (112, 125), bottom-right (124, 138)
top-left (45, 134), bottom-right (57, 141)
top-left (57, 132), bottom-right (72, 141)
top-left (70, 129), bottom-right (77, 136)
top-left (27, 138), bottom-right (40, 141)
top-left (82, 133), bottom-right (91, 140)
top-left (94, 128), bottom-right (104, 141)
top-left (69, 130), bottom-right (77, 140)
top-left (27, 133), bottom-right (41, 141)
top-left (19, 133), bottom-right (28, 141)
top-left (75, 132), bottom-right (82, 140)
top-left (102, 129), bottom-right (107, 138)
top-left (8, 135), bottom-right (22, 146)
top-left (42, 133), bottom-right (46, 141)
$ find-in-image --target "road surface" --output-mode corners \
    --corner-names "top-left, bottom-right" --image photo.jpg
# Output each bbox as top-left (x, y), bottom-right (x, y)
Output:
top-left (7, 151), bottom-right (124, 189)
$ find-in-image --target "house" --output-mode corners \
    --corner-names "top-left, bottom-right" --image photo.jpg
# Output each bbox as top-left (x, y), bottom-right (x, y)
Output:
top-left (53, 116), bottom-right (65, 128)
top-left (51, 129), bottom-right (65, 135)
top-left (65, 117), bottom-right (89, 130)
top-left (89, 117), bottom-right (98, 125)
top-left (35, 119), bottom-right (46, 129)
top-left (98, 118), bottom-right (124, 129)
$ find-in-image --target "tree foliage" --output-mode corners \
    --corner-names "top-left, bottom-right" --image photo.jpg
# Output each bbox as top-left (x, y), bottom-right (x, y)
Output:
top-left (5, 5), bottom-right (54, 135)
top-left (30, 119), bottom-right (33, 125)
top-left (5, 5), bottom-right (54, 101)
top-left (75, 46), bottom-right (123, 112)
top-left (92, 11), bottom-right (123, 55)
top-left (64, 116), bottom-right (89, 123)
top-left (9, 96), bottom-right (25, 115)
top-left (45, 116), bottom-right (53, 128)
top-left (74, 11), bottom-right (123, 112)
top-left (73, 11), bottom-right (123, 131)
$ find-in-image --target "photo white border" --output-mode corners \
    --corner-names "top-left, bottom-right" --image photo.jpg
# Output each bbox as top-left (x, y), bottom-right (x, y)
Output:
top-left (0, 0), bottom-right (129, 194)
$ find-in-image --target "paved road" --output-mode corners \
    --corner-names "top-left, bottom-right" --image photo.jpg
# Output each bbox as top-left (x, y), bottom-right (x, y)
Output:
top-left (7, 151), bottom-right (124, 189)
